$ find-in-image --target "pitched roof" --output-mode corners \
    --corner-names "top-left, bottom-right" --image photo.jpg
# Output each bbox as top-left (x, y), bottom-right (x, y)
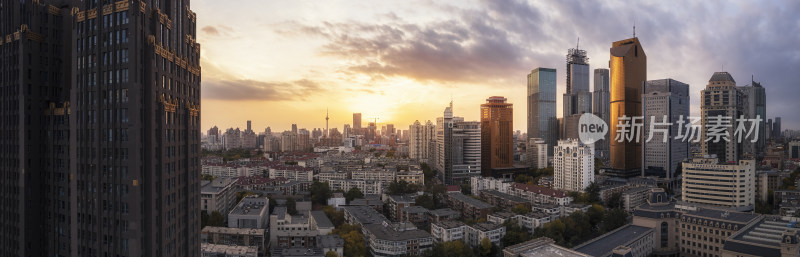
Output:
top-left (709, 71), bottom-right (736, 83)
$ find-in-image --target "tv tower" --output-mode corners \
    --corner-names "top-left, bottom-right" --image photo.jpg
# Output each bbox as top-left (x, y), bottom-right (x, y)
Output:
top-left (325, 108), bottom-right (330, 138)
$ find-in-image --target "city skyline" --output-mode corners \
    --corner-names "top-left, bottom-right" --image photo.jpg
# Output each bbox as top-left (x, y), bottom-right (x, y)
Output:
top-left (196, 0), bottom-right (800, 132)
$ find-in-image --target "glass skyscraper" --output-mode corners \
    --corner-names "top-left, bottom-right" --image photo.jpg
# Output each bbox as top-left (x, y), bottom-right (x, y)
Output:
top-left (527, 68), bottom-right (558, 155)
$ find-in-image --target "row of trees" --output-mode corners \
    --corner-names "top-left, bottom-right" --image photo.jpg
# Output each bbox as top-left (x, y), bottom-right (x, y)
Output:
top-left (200, 210), bottom-right (225, 228)
top-left (330, 224), bottom-right (367, 257)
top-left (533, 204), bottom-right (627, 248)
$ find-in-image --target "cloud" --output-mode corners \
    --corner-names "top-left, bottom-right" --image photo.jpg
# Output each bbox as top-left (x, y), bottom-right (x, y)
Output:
top-left (202, 78), bottom-right (325, 101)
top-left (201, 26), bottom-right (220, 36)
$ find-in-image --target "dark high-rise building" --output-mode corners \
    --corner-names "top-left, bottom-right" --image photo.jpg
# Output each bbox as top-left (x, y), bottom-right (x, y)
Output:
top-left (738, 78), bottom-right (767, 156)
top-left (0, 1), bottom-right (73, 255)
top-left (563, 47), bottom-right (592, 119)
top-left (481, 96), bottom-right (513, 177)
top-left (642, 79), bottom-right (689, 180)
top-left (527, 68), bottom-right (558, 155)
top-left (0, 0), bottom-right (202, 256)
top-left (593, 68), bottom-right (610, 158)
top-left (609, 37), bottom-right (646, 175)
top-left (774, 117), bottom-right (782, 138)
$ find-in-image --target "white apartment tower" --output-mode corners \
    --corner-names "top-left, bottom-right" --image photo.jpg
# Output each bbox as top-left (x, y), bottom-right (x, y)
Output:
top-left (553, 139), bottom-right (594, 192)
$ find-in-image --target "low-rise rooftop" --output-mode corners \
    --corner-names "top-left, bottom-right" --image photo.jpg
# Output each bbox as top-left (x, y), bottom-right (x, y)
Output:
top-left (573, 225), bottom-right (652, 257)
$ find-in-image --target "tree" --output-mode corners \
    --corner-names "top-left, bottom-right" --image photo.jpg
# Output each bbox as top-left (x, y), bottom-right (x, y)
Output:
top-left (478, 238), bottom-right (492, 257)
top-left (422, 241), bottom-right (476, 257)
top-left (511, 204), bottom-right (531, 215)
top-left (209, 211), bottom-right (225, 227)
top-left (514, 174), bottom-right (533, 184)
top-left (332, 224), bottom-right (366, 257)
top-left (269, 198), bottom-right (277, 214)
top-left (415, 194), bottom-right (436, 210)
top-left (587, 204), bottom-right (605, 228)
top-left (201, 174), bottom-right (216, 181)
top-left (461, 183), bottom-right (472, 196)
top-left (310, 181), bottom-right (333, 206)
top-left (501, 220), bottom-right (531, 247)
top-left (602, 208), bottom-right (628, 233)
top-left (201, 211), bottom-right (210, 228)
top-left (322, 205), bottom-right (345, 227)
top-left (606, 192), bottom-right (622, 209)
top-left (325, 251), bottom-right (339, 257)
top-left (286, 197), bottom-right (298, 215)
top-left (235, 191), bottom-right (258, 204)
top-left (386, 180), bottom-right (418, 195)
top-left (755, 200), bottom-right (773, 214)
top-left (421, 163), bottom-right (436, 183)
top-left (345, 187), bottom-right (364, 203)
top-left (585, 182), bottom-right (601, 204)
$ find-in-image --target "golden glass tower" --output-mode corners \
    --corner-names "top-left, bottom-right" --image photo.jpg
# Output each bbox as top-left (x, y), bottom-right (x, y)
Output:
top-left (609, 37), bottom-right (646, 172)
top-left (481, 96), bottom-right (514, 177)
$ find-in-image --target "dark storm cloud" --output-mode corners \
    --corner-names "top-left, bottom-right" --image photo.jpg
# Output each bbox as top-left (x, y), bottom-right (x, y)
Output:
top-left (203, 78), bottom-right (325, 101)
top-left (275, 0), bottom-right (800, 127)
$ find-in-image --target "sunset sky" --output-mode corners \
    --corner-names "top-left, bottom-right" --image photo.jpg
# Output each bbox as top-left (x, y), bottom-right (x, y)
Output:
top-left (195, 0), bottom-right (800, 133)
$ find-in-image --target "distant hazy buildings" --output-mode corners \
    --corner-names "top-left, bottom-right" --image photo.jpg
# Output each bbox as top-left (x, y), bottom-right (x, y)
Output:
top-left (434, 103), bottom-right (482, 184)
top-left (641, 79), bottom-right (690, 180)
top-left (526, 138), bottom-right (548, 169)
top-left (527, 68), bottom-right (559, 155)
top-left (481, 96), bottom-right (514, 177)
top-left (701, 72), bottom-right (745, 163)
top-left (682, 157), bottom-right (755, 210)
top-left (593, 68), bottom-right (611, 158)
top-left (553, 140), bottom-right (594, 192)
top-left (609, 37), bottom-right (647, 175)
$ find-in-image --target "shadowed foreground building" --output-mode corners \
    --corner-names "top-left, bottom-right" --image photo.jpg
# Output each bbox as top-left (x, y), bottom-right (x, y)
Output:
top-left (0, 0), bottom-right (202, 256)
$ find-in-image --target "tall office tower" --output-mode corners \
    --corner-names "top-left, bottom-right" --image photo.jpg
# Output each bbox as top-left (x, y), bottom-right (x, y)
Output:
top-left (682, 157), bottom-right (755, 209)
top-left (553, 140), bottom-right (595, 192)
top-left (593, 69), bottom-right (610, 158)
top-left (738, 78), bottom-right (767, 156)
top-left (387, 124), bottom-right (395, 136)
top-left (527, 68), bottom-right (558, 155)
top-left (0, 1), bottom-right (74, 255)
top-left (641, 79), bottom-right (690, 181)
top-left (353, 113), bottom-right (362, 132)
top-left (291, 123), bottom-right (298, 134)
top-left (701, 72), bottom-right (745, 163)
top-left (480, 96), bottom-right (513, 177)
top-left (526, 138), bottom-right (548, 169)
top-left (73, 0), bottom-right (201, 256)
top-left (247, 120), bottom-right (252, 131)
top-left (774, 117), bottom-right (782, 138)
top-left (609, 37), bottom-right (646, 175)
top-left (563, 47), bottom-right (592, 119)
top-left (434, 103), bottom-right (481, 184)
